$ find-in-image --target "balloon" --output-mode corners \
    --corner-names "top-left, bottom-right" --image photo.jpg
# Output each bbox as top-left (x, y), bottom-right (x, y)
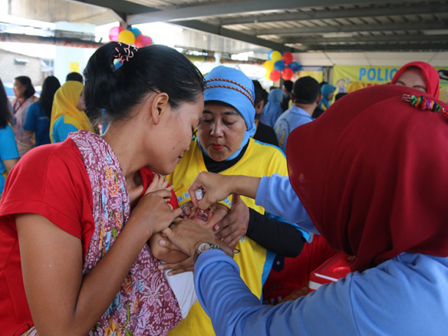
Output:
top-left (129, 27), bottom-right (142, 38)
top-left (282, 52), bottom-right (293, 65)
top-left (135, 35), bottom-right (153, 48)
top-left (269, 70), bottom-right (281, 82)
top-left (264, 71), bottom-right (272, 80)
top-left (109, 26), bottom-right (123, 42)
top-left (282, 68), bottom-right (294, 80)
top-left (270, 51), bottom-right (282, 62)
top-left (118, 30), bottom-right (136, 45)
top-left (289, 61), bottom-right (301, 72)
top-left (263, 60), bottom-right (274, 72)
top-left (274, 60), bottom-right (285, 71)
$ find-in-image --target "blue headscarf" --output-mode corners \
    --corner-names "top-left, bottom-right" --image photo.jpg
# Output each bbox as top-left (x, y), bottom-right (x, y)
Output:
top-left (320, 84), bottom-right (336, 110)
top-left (260, 89), bottom-right (283, 128)
top-left (199, 66), bottom-right (256, 161)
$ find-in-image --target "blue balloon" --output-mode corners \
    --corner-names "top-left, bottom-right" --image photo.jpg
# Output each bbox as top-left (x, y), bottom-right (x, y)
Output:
top-left (289, 62), bottom-right (301, 72)
top-left (268, 50), bottom-right (273, 60)
top-left (129, 27), bottom-right (142, 38)
top-left (274, 60), bottom-right (285, 71)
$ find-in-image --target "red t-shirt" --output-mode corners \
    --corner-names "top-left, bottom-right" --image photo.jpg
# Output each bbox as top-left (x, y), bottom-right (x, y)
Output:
top-left (0, 138), bottom-right (178, 335)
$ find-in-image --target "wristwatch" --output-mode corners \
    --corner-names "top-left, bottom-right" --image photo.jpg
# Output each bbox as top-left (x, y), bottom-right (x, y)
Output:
top-left (194, 242), bottom-right (223, 262)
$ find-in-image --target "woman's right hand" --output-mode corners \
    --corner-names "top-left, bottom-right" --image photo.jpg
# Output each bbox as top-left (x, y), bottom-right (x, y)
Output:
top-left (162, 218), bottom-right (233, 259)
top-left (189, 172), bottom-right (261, 210)
top-left (188, 172), bottom-right (234, 209)
top-left (130, 188), bottom-right (182, 239)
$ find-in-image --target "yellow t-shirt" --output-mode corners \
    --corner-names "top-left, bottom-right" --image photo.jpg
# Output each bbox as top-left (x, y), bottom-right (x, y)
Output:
top-left (167, 138), bottom-right (288, 336)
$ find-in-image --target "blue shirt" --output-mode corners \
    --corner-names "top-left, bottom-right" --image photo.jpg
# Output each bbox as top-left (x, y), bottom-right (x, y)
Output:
top-left (23, 101), bottom-right (51, 146)
top-left (195, 250), bottom-right (448, 336)
top-left (274, 106), bottom-right (313, 153)
top-left (0, 125), bottom-right (20, 193)
top-left (52, 116), bottom-right (79, 143)
top-left (194, 175), bottom-right (448, 334)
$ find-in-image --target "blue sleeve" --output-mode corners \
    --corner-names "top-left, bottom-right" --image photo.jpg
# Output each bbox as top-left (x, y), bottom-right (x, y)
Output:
top-left (53, 117), bottom-right (79, 143)
top-left (195, 251), bottom-right (448, 336)
top-left (255, 174), bottom-right (319, 234)
top-left (0, 125), bottom-right (20, 161)
top-left (195, 250), bottom-right (359, 336)
top-left (23, 102), bottom-right (38, 132)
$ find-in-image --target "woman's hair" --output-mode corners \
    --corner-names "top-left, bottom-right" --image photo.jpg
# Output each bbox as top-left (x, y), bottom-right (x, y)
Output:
top-left (40, 76), bottom-right (61, 118)
top-left (84, 42), bottom-right (204, 125)
top-left (66, 72), bottom-right (83, 84)
top-left (283, 80), bottom-right (293, 92)
top-left (252, 80), bottom-right (266, 107)
top-left (0, 78), bottom-right (11, 128)
top-left (15, 76), bottom-right (36, 99)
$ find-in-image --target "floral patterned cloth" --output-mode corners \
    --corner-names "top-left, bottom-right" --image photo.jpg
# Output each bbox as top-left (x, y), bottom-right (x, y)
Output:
top-left (71, 130), bottom-right (182, 335)
top-left (25, 131), bottom-right (182, 336)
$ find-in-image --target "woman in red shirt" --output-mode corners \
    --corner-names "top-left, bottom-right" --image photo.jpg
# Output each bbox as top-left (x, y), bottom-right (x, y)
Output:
top-left (0, 42), bottom-right (204, 335)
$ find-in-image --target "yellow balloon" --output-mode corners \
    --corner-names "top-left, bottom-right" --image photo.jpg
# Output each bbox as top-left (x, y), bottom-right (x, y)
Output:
top-left (263, 60), bottom-right (274, 72)
top-left (264, 71), bottom-right (271, 80)
top-left (118, 30), bottom-right (136, 45)
top-left (270, 51), bottom-right (282, 62)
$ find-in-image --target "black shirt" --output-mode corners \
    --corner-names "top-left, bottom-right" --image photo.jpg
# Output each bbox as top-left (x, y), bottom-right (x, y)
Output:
top-left (253, 122), bottom-right (279, 147)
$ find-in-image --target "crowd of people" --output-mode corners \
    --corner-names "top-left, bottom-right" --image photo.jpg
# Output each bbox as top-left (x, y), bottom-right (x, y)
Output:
top-left (0, 41), bottom-right (446, 336)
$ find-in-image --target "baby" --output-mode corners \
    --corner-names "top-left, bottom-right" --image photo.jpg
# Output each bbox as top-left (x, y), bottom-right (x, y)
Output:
top-left (145, 173), bottom-right (227, 318)
top-left (147, 174), bottom-right (217, 263)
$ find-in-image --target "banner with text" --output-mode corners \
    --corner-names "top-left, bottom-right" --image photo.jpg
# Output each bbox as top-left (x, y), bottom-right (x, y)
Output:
top-left (333, 65), bottom-right (448, 102)
top-left (298, 66), bottom-right (323, 83)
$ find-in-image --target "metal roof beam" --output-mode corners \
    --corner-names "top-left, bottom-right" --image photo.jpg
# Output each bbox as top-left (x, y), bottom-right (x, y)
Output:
top-left (127, 0), bottom-right (424, 25)
top-left (173, 20), bottom-right (303, 52)
top-left (75, 0), bottom-right (300, 51)
top-left (304, 43), bottom-right (448, 52)
top-left (220, 3), bottom-right (448, 26)
top-left (74, 0), bottom-right (156, 15)
top-left (256, 21), bottom-right (448, 36)
top-left (285, 34), bottom-right (448, 44)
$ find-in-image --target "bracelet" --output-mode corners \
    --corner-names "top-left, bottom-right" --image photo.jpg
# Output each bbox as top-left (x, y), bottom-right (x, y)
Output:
top-left (194, 242), bottom-right (223, 262)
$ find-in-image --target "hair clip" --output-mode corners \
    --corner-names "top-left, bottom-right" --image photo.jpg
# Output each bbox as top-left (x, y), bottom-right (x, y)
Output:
top-left (114, 42), bottom-right (139, 64)
top-left (402, 94), bottom-right (448, 119)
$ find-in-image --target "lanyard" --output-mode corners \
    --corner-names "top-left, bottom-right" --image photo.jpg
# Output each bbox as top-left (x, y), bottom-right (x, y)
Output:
top-left (13, 98), bottom-right (27, 114)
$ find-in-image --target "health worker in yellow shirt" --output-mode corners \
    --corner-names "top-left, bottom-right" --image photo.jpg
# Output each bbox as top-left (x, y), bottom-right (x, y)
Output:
top-left (166, 66), bottom-right (310, 336)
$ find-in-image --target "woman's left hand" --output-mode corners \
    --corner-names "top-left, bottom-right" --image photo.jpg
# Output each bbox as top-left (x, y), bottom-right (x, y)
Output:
top-left (214, 194), bottom-right (249, 250)
top-left (162, 219), bottom-right (233, 259)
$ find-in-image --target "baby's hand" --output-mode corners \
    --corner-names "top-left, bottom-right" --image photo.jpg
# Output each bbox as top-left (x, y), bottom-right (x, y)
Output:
top-left (147, 173), bottom-right (170, 193)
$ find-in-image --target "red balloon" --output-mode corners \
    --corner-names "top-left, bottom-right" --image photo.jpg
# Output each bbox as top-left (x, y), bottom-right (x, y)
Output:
top-left (282, 52), bottom-right (293, 65)
top-left (269, 70), bottom-right (281, 82)
top-left (282, 67), bottom-right (294, 80)
top-left (135, 35), bottom-right (153, 48)
top-left (109, 26), bottom-right (123, 42)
